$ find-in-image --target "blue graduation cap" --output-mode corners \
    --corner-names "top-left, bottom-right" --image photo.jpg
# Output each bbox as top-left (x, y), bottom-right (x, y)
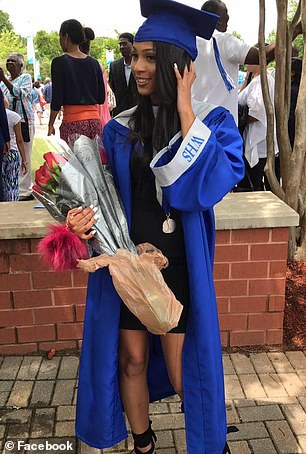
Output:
top-left (134, 0), bottom-right (219, 60)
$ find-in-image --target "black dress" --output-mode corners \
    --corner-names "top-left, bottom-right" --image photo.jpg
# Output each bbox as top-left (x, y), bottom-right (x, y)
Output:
top-left (119, 148), bottom-right (190, 333)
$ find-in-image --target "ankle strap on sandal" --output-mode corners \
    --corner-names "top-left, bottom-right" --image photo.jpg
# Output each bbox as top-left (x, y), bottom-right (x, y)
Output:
top-left (132, 420), bottom-right (156, 453)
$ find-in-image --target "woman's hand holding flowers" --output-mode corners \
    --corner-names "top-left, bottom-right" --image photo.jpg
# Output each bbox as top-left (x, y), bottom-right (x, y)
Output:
top-left (66, 206), bottom-right (97, 240)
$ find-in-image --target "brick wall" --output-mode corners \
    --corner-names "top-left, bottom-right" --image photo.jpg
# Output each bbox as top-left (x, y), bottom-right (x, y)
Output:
top-left (0, 239), bottom-right (87, 355)
top-left (214, 227), bottom-right (288, 347)
top-left (0, 227), bottom-right (289, 354)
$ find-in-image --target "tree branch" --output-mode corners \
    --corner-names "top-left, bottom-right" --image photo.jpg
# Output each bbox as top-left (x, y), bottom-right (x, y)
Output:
top-left (286, 0), bottom-right (306, 213)
top-left (275, 0), bottom-right (291, 190)
top-left (289, 0), bottom-right (301, 34)
top-left (259, 0), bottom-right (285, 199)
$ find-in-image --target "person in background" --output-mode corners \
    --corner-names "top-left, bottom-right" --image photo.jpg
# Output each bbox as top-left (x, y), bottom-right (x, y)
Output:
top-left (0, 90), bottom-right (10, 201)
top-left (48, 19), bottom-right (105, 146)
top-left (0, 52), bottom-right (35, 200)
top-left (43, 78), bottom-right (52, 106)
top-left (238, 69), bottom-right (246, 87)
top-left (35, 80), bottom-right (46, 114)
top-left (67, 0), bottom-right (244, 452)
top-left (288, 57), bottom-right (302, 148)
top-left (238, 61), bottom-right (279, 191)
top-left (192, 0), bottom-right (302, 125)
top-left (32, 82), bottom-right (43, 125)
top-left (79, 27), bottom-right (111, 132)
top-left (2, 95), bottom-right (27, 201)
top-left (108, 32), bottom-right (137, 116)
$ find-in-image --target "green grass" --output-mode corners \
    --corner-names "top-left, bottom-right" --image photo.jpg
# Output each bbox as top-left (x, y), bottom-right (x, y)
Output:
top-left (31, 137), bottom-right (59, 181)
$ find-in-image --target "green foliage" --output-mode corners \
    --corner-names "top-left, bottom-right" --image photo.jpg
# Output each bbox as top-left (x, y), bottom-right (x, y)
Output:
top-left (267, 29), bottom-right (276, 45)
top-left (34, 30), bottom-right (62, 61)
top-left (288, 0), bottom-right (299, 19)
top-left (0, 9), bottom-right (13, 32)
top-left (266, 1), bottom-right (303, 58)
top-left (292, 35), bottom-right (304, 57)
top-left (0, 29), bottom-right (27, 69)
top-left (38, 57), bottom-right (52, 81)
top-left (89, 37), bottom-right (106, 61)
top-left (288, 0), bottom-right (304, 56)
top-left (232, 31), bottom-right (243, 41)
top-left (98, 37), bottom-right (121, 69)
top-left (0, 9), bottom-right (124, 79)
top-left (33, 31), bottom-right (121, 77)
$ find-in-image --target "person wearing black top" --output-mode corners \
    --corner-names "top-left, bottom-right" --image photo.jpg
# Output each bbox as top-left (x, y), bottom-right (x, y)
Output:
top-left (48, 19), bottom-right (105, 145)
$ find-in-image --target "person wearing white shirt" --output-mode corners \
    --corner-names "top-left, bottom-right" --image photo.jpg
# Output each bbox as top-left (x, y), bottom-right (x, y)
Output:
top-left (192, 0), bottom-right (275, 124)
top-left (2, 99), bottom-right (27, 200)
top-left (238, 65), bottom-right (279, 191)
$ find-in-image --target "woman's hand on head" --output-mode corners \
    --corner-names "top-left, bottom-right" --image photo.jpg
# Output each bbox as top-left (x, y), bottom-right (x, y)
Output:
top-left (174, 62), bottom-right (196, 138)
top-left (66, 206), bottom-right (97, 240)
top-left (174, 62), bottom-right (196, 114)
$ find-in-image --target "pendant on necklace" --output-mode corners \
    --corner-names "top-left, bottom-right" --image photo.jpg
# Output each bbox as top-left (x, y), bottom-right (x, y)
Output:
top-left (162, 214), bottom-right (176, 234)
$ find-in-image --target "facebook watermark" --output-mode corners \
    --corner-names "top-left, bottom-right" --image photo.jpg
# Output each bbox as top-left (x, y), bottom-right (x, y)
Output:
top-left (4, 440), bottom-right (74, 452)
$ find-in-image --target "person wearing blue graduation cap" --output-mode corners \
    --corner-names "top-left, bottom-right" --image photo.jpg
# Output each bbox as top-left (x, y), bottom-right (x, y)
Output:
top-left (67, 0), bottom-right (244, 453)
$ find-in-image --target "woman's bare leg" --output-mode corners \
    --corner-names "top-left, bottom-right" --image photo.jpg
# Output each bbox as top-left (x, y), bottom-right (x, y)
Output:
top-left (160, 333), bottom-right (185, 400)
top-left (119, 329), bottom-right (152, 452)
top-left (37, 111), bottom-right (43, 125)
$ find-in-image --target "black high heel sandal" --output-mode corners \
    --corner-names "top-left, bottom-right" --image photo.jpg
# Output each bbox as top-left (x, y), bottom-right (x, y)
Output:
top-left (223, 442), bottom-right (231, 453)
top-left (223, 425), bottom-right (238, 453)
top-left (132, 420), bottom-right (157, 454)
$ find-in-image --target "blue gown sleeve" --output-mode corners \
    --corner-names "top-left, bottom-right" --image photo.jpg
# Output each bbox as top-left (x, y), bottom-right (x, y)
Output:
top-left (150, 108), bottom-right (244, 212)
top-left (101, 121), bottom-right (119, 184)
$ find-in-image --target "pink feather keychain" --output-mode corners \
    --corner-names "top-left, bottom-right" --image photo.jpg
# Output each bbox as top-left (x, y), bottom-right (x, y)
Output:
top-left (38, 224), bottom-right (89, 271)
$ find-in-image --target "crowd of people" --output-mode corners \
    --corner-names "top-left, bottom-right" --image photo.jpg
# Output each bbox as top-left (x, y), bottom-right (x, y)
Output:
top-left (0, 0), bottom-right (303, 452)
top-left (0, 0), bottom-right (302, 203)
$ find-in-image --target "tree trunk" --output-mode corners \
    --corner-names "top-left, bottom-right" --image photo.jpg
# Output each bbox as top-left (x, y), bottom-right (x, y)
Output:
top-left (285, 0), bottom-right (306, 211)
top-left (275, 0), bottom-right (292, 190)
top-left (259, 0), bottom-right (285, 199)
top-left (288, 0), bottom-right (306, 259)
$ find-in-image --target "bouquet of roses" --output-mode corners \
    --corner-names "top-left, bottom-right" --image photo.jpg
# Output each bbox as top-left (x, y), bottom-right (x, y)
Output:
top-left (34, 136), bottom-right (182, 335)
top-left (33, 152), bottom-right (68, 223)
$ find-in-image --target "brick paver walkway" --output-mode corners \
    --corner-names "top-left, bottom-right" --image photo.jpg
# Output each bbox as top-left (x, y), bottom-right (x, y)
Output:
top-left (1, 351), bottom-right (306, 453)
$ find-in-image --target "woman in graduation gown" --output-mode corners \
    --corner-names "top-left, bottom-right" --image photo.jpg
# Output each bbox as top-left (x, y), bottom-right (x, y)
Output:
top-left (67, 1), bottom-right (244, 453)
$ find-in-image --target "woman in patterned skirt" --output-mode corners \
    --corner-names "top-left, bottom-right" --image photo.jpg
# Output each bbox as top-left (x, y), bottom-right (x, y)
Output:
top-left (2, 96), bottom-right (27, 201)
top-left (47, 19), bottom-right (105, 146)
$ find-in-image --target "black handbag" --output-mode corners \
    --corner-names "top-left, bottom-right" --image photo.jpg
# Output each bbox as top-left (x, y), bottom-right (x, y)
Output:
top-left (12, 97), bottom-right (30, 142)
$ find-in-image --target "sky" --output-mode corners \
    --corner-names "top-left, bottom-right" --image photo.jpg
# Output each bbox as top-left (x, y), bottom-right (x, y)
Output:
top-left (0, 0), bottom-right (277, 44)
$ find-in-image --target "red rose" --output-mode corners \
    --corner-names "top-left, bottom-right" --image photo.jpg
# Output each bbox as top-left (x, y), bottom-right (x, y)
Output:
top-left (35, 163), bottom-right (58, 192)
top-left (35, 165), bottom-right (49, 186)
top-left (44, 152), bottom-right (67, 172)
top-left (32, 183), bottom-right (42, 194)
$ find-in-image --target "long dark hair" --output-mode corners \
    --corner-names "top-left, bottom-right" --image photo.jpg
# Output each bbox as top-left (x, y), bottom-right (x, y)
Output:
top-left (59, 19), bottom-right (85, 45)
top-left (79, 27), bottom-right (95, 55)
top-left (129, 42), bottom-right (191, 173)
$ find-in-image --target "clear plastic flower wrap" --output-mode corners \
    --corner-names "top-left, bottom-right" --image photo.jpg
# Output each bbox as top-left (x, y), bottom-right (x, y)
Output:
top-left (33, 136), bottom-right (136, 256)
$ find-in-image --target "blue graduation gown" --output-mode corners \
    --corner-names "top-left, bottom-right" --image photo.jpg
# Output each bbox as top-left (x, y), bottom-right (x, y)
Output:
top-left (76, 102), bottom-right (244, 453)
